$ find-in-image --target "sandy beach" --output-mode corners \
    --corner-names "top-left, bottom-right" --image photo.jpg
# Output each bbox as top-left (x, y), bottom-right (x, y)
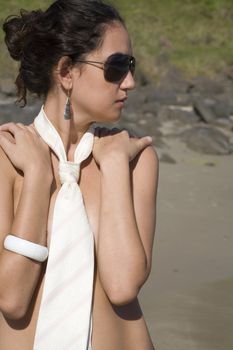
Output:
top-left (140, 138), bottom-right (233, 350)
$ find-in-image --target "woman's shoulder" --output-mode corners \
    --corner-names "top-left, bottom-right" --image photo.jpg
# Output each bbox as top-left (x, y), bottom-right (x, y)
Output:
top-left (0, 132), bottom-right (17, 183)
top-left (136, 144), bottom-right (158, 166)
top-left (131, 144), bottom-right (159, 185)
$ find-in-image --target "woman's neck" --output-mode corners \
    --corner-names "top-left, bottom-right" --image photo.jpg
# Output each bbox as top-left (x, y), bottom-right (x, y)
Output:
top-left (43, 95), bottom-right (93, 159)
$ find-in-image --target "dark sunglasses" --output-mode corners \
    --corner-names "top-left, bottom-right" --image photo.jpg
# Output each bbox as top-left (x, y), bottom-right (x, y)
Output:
top-left (75, 53), bottom-right (136, 83)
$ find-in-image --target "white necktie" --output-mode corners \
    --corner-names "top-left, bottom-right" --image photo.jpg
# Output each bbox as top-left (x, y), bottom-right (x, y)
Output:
top-left (33, 106), bottom-right (95, 350)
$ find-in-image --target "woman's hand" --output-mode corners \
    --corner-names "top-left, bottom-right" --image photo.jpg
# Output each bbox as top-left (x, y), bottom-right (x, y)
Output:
top-left (93, 127), bottom-right (153, 165)
top-left (0, 122), bottom-right (53, 177)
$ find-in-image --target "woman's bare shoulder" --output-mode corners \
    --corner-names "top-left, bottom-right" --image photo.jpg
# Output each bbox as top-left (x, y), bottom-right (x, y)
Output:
top-left (131, 145), bottom-right (159, 179)
top-left (0, 132), bottom-right (17, 183)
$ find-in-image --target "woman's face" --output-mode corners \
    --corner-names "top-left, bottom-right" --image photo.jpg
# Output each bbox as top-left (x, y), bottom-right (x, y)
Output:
top-left (71, 23), bottom-right (136, 124)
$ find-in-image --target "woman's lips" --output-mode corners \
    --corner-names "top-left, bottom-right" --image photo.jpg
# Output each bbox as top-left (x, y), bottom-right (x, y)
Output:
top-left (115, 97), bottom-right (127, 107)
top-left (115, 100), bottom-right (125, 108)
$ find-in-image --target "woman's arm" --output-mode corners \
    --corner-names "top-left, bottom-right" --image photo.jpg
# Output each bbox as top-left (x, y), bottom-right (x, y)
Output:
top-left (0, 126), bottom-right (52, 320)
top-left (97, 143), bottom-right (159, 306)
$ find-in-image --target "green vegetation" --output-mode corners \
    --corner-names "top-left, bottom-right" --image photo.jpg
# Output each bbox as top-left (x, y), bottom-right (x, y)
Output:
top-left (115, 0), bottom-right (233, 78)
top-left (0, 0), bottom-right (233, 81)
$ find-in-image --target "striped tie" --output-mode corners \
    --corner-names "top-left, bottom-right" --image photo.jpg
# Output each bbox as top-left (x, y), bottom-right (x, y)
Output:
top-left (33, 106), bottom-right (95, 350)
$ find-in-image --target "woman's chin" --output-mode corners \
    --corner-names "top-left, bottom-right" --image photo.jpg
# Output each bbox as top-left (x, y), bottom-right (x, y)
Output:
top-left (111, 114), bottom-right (122, 123)
top-left (97, 111), bottom-right (122, 124)
top-left (110, 109), bottom-right (123, 122)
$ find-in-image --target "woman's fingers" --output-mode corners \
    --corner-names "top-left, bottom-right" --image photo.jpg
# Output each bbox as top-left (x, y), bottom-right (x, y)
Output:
top-left (0, 124), bottom-right (22, 156)
top-left (0, 130), bottom-right (16, 143)
top-left (0, 132), bottom-right (15, 156)
top-left (136, 136), bottom-right (153, 151)
top-left (0, 122), bottom-right (21, 136)
top-left (0, 122), bottom-right (40, 140)
top-left (16, 123), bottom-right (26, 129)
top-left (92, 125), bottom-right (153, 164)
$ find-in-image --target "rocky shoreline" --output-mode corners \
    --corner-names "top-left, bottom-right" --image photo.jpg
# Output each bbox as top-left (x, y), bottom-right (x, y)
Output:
top-left (0, 68), bottom-right (233, 159)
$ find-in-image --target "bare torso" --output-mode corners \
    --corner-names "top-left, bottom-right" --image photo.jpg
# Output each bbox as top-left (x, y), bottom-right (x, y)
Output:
top-left (0, 147), bottom-right (154, 350)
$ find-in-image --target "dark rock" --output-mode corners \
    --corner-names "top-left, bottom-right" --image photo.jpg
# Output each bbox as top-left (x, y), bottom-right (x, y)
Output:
top-left (126, 88), bottom-right (147, 112)
top-left (193, 99), bottom-right (217, 123)
top-left (204, 162), bottom-right (216, 167)
top-left (150, 135), bottom-right (164, 148)
top-left (156, 66), bottom-right (191, 94)
top-left (152, 90), bottom-right (179, 105)
top-left (127, 84), bottom-right (181, 109)
top-left (0, 99), bottom-right (41, 125)
top-left (115, 120), bottom-right (163, 148)
top-left (188, 76), bottom-right (226, 95)
top-left (122, 111), bottom-right (139, 122)
top-left (213, 118), bottom-right (233, 130)
top-left (136, 85), bottom-right (177, 105)
top-left (157, 106), bottom-right (199, 124)
top-left (128, 83), bottom-right (192, 108)
top-left (116, 120), bottom-right (147, 138)
top-left (211, 96), bottom-right (233, 119)
top-left (0, 93), bottom-right (7, 102)
top-left (135, 69), bottom-right (151, 86)
top-left (0, 79), bottom-right (16, 97)
top-left (181, 126), bottom-right (232, 155)
top-left (167, 108), bottom-right (200, 124)
top-left (175, 93), bottom-right (193, 106)
top-left (119, 113), bottom-right (163, 147)
top-left (160, 153), bottom-right (176, 164)
top-left (141, 101), bottom-right (160, 115)
top-left (143, 112), bottom-right (158, 121)
top-left (157, 106), bottom-right (170, 121)
top-left (227, 69), bottom-right (233, 81)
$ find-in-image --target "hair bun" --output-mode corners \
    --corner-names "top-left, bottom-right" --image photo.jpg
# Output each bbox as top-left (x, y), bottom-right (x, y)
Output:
top-left (3, 9), bottom-right (43, 61)
top-left (2, 0), bottom-right (124, 107)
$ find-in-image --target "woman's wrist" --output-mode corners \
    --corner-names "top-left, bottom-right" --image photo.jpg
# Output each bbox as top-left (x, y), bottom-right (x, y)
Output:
top-left (23, 172), bottom-right (53, 194)
top-left (23, 165), bottom-right (53, 185)
top-left (99, 152), bottom-right (129, 173)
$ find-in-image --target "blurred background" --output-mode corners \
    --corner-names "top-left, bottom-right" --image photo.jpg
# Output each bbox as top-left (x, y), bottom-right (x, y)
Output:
top-left (0, 1), bottom-right (233, 349)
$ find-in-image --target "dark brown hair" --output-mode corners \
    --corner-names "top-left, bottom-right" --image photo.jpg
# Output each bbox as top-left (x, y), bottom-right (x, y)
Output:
top-left (3, 0), bottom-right (124, 106)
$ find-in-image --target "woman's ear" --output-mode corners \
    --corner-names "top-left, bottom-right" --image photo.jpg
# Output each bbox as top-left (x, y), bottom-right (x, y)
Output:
top-left (55, 56), bottom-right (73, 90)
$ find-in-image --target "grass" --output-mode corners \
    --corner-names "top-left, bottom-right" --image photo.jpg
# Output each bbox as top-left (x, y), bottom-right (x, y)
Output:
top-left (0, 0), bottom-right (233, 81)
top-left (114, 0), bottom-right (233, 78)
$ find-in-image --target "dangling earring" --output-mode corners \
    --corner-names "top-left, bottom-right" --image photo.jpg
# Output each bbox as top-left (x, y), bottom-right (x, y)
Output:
top-left (64, 89), bottom-right (71, 120)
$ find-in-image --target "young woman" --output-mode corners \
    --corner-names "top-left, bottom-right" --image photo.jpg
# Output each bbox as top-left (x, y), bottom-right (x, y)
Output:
top-left (0, 1), bottom-right (158, 349)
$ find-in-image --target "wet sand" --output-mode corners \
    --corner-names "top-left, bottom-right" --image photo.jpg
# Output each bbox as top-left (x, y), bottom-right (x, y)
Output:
top-left (139, 139), bottom-right (233, 350)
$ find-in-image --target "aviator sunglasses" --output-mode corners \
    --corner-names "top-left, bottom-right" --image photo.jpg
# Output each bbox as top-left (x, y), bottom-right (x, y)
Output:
top-left (75, 53), bottom-right (136, 83)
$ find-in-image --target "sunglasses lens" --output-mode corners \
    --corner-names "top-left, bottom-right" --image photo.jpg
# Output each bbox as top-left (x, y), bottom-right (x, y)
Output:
top-left (129, 58), bottom-right (136, 76)
top-left (104, 54), bottom-right (136, 82)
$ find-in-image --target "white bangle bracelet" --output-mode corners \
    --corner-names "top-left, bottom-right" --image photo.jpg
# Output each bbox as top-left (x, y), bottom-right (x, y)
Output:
top-left (4, 235), bottom-right (49, 262)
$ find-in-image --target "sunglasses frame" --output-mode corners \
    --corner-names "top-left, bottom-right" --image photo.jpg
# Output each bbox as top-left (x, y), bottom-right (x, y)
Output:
top-left (75, 53), bottom-right (136, 83)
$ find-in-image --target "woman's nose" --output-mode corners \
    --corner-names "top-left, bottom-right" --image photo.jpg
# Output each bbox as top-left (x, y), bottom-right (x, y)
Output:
top-left (120, 71), bottom-right (136, 91)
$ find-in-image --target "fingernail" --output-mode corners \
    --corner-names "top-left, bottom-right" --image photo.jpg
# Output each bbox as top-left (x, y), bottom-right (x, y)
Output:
top-left (145, 136), bottom-right (153, 142)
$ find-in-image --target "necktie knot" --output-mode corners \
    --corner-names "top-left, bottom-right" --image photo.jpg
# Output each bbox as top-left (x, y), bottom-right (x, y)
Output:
top-left (59, 161), bottom-right (80, 184)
